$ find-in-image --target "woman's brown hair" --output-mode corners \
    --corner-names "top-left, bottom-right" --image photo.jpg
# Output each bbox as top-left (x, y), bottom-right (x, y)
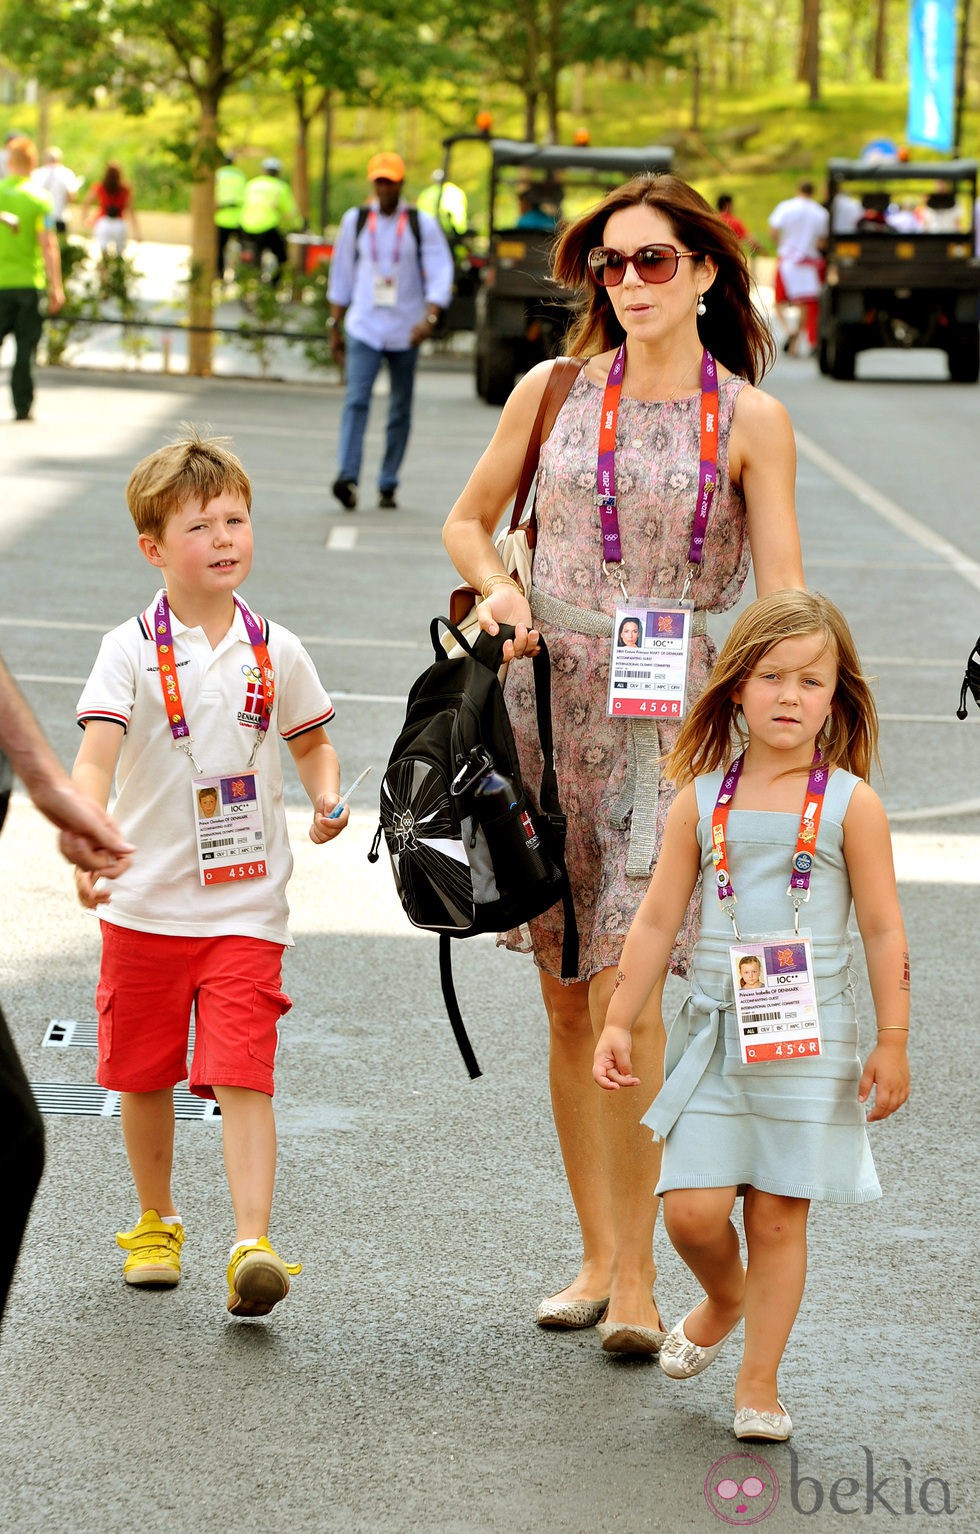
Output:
top-left (664, 590), bottom-right (880, 784)
top-left (552, 174), bottom-right (775, 385)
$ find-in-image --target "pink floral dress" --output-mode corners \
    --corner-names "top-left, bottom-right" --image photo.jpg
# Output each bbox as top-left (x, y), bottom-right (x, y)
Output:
top-left (503, 367), bottom-right (750, 981)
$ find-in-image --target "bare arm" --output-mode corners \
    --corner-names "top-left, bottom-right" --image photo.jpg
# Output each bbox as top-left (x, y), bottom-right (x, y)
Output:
top-left (843, 782), bottom-right (911, 1121)
top-left (729, 385), bottom-right (806, 594)
top-left (39, 226), bottom-right (64, 313)
top-left (0, 660), bottom-right (131, 879)
top-left (593, 782), bottom-right (702, 1089)
top-left (286, 727), bottom-right (346, 844)
top-left (442, 360), bottom-right (556, 662)
top-left (69, 718), bottom-right (129, 905)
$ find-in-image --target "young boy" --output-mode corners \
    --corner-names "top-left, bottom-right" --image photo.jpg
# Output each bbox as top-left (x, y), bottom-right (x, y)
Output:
top-left (72, 428), bottom-right (348, 1319)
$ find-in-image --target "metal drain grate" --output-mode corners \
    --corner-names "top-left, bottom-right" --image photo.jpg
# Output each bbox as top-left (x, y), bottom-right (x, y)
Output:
top-left (43, 1019), bottom-right (196, 1051)
top-left (43, 1019), bottom-right (99, 1048)
top-left (30, 1083), bottom-right (220, 1120)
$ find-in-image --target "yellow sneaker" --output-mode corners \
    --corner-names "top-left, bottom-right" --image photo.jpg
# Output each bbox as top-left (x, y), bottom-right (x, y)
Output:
top-left (226, 1237), bottom-right (301, 1318)
top-left (116, 1210), bottom-right (184, 1287)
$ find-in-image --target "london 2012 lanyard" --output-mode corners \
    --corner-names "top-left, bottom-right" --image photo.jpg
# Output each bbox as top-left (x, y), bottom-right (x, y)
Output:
top-left (153, 594), bottom-right (275, 773)
top-left (711, 751), bottom-right (829, 937)
top-left (596, 345), bottom-right (719, 600)
top-left (367, 207), bottom-right (408, 277)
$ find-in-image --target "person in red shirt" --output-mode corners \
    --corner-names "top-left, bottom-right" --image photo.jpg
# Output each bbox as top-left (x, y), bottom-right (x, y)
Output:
top-left (716, 194), bottom-right (764, 257)
top-left (82, 162), bottom-right (140, 258)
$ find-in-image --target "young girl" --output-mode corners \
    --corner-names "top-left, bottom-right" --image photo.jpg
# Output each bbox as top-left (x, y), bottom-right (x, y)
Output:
top-left (593, 591), bottom-right (910, 1442)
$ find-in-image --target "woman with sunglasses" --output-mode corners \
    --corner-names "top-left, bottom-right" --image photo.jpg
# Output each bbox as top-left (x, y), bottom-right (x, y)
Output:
top-left (443, 174), bottom-right (804, 1352)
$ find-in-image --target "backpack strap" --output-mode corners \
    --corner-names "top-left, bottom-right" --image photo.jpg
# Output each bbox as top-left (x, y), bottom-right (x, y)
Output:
top-left (354, 203), bottom-right (426, 282)
top-left (439, 934), bottom-right (482, 1080)
top-left (509, 356), bottom-right (586, 539)
top-left (529, 638), bottom-right (580, 981)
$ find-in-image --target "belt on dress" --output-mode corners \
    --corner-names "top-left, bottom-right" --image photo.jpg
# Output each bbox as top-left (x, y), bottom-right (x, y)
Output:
top-left (642, 972), bottom-right (855, 1142)
top-left (529, 584), bottom-right (707, 879)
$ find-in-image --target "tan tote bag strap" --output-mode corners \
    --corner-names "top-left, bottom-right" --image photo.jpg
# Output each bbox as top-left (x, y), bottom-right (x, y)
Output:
top-left (509, 357), bottom-right (586, 535)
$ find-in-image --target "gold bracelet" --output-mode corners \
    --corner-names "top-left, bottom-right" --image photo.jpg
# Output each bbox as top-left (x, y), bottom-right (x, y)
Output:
top-left (480, 573), bottom-right (524, 600)
top-left (876, 1027), bottom-right (910, 1032)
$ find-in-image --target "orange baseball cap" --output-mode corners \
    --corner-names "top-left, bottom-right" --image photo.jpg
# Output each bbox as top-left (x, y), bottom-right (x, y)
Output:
top-left (367, 152), bottom-right (405, 183)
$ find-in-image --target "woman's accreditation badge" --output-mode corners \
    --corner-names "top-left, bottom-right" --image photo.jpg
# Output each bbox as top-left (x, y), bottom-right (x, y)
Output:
top-left (607, 601), bottom-right (693, 719)
top-left (193, 771), bottom-right (269, 886)
top-left (729, 932), bottom-right (822, 1065)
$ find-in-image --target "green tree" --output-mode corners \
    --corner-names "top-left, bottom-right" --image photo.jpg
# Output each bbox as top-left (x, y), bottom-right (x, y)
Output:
top-left (0, 0), bottom-right (286, 375)
top-left (440, 0), bottom-right (714, 142)
top-left (270, 0), bottom-right (444, 228)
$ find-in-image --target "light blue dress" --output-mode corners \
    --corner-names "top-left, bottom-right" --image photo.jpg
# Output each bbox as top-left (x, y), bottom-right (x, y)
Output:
top-left (644, 768), bottom-right (881, 1204)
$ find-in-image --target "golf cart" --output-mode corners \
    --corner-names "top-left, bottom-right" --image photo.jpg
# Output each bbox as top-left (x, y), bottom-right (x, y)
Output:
top-left (819, 158), bottom-right (980, 382)
top-left (442, 136), bottom-right (674, 404)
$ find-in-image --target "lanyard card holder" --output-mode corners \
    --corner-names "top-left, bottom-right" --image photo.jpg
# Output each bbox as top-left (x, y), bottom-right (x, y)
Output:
top-left (729, 929), bottom-right (822, 1066)
top-left (193, 771), bottom-right (269, 887)
top-left (607, 600), bottom-right (694, 719)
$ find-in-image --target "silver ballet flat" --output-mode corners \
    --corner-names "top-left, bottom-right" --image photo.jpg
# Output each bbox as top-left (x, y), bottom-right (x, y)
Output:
top-left (535, 1294), bottom-right (609, 1329)
top-left (733, 1400), bottom-right (793, 1442)
top-left (596, 1322), bottom-right (668, 1356)
top-left (659, 1308), bottom-right (742, 1379)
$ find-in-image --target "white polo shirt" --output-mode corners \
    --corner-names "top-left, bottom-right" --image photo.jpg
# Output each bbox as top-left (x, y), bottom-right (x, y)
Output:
top-left (76, 591), bottom-right (335, 945)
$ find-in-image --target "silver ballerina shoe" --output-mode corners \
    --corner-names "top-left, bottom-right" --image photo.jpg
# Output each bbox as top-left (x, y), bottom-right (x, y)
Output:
top-left (733, 1400), bottom-right (793, 1442)
top-left (535, 1294), bottom-right (609, 1329)
top-left (659, 1306), bottom-right (742, 1379)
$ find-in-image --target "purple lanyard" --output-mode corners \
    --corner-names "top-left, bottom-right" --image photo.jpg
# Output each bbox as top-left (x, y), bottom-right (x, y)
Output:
top-left (596, 345), bottom-right (719, 576)
top-left (152, 594), bottom-right (274, 756)
top-left (712, 751), bottom-right (828, 934)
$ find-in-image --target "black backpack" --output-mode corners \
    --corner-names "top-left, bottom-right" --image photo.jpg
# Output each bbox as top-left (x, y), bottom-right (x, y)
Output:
top-left (957, 635), bottom-right (980, 718)
top-left (368, 617), bottom-right (578, 1078)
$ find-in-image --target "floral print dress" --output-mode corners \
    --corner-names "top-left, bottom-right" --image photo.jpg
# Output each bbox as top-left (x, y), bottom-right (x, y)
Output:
top-left (503, 367), bottom-right (750, 982)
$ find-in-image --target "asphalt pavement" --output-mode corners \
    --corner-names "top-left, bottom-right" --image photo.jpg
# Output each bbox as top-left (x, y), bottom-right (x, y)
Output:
top-left (0, 315), bottom-right (977, 1534)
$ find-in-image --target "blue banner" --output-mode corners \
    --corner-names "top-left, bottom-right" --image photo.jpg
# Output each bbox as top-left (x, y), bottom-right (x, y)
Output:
top-left (908, 0), bottom-right (958, 151)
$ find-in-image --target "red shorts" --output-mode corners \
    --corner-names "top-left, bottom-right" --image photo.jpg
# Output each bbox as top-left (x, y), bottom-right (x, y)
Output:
top-left (96, 924), bottom-right (290, 1098)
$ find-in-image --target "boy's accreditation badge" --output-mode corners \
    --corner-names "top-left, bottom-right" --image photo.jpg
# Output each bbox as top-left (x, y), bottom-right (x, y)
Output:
top-left (729, 931), bottom-right (822, 1065)
top-left (372, 274), bottom-right (397, 307)
top-left (607, 601), bottom-right (693, 719)
top-left (193, 771), bottom-right (268, 887)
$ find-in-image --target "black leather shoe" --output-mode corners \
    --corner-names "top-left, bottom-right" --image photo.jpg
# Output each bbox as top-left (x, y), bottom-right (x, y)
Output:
top-left (379, 489), bottom-right (397, 510)
top-left (332, 477), bottom-right (357, 510)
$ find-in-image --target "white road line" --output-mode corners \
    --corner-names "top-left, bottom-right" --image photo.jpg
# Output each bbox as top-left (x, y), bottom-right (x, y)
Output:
top-left (891, 799), bottom-right (980, 822)
top-left (796, 430), bottom-right (980, 594)
top-left (878, 712), bottom-right (978, 724)
top-left (0, 616), bottom-right (425, 652)
top-left (866, 657), bottom-right (964, 668)
top-left (13, 673), bottom-right (407, 703)
top-left (0, 616), bottom-right (107, 634)
top-left (0, 618), bottom-right (964, 668)
top-left (325, 526), bottom-right (358, 551)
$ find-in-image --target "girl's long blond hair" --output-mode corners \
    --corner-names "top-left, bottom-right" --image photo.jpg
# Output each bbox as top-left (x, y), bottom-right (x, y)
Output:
top-left (665, 591), bottom-right (880, 785)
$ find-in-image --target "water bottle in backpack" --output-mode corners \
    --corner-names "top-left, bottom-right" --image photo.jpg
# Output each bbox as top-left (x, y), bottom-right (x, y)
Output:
top-left (466, 756), bottom-right (553, 892)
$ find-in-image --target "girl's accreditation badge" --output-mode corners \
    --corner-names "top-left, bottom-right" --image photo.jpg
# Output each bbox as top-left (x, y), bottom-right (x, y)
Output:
top-left (193, 771), bottom-right (269, 887)
top-left (729, 932), bottom-right (822, 1065)
top-left (607, 601), bottom-right (693, 719)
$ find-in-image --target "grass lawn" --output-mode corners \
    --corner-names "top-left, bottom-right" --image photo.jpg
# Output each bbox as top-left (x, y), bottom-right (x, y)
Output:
top-left (2, 74), bottom-right (975, 246)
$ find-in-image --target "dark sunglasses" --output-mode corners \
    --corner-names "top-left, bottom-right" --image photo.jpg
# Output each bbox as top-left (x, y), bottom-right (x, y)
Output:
top-left (587, 244), bottom-right (698, 287)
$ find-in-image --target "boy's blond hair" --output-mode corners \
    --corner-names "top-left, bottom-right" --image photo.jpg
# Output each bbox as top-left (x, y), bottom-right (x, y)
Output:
top-left (126, 426), bottom-right (252, 541)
